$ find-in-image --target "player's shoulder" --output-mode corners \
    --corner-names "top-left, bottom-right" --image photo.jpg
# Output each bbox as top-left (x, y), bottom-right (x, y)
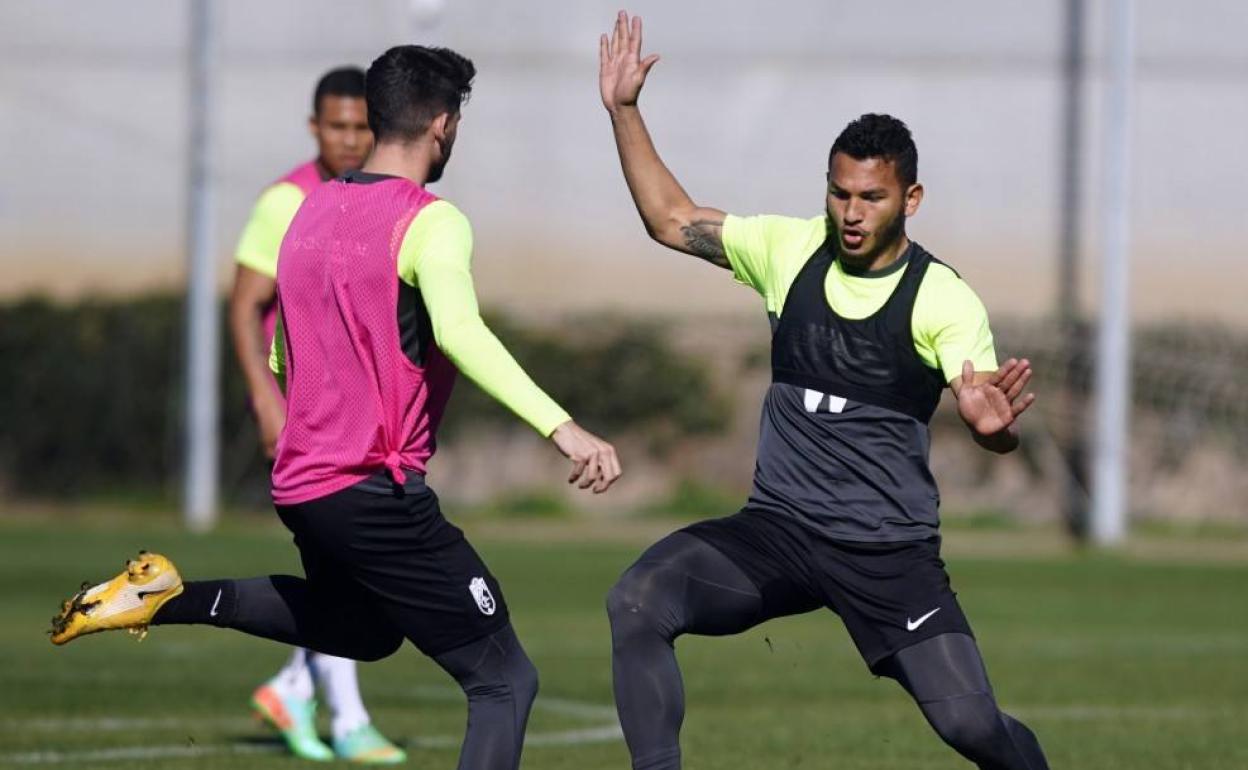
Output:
top-left (737, 212), bottom-right (821, 227)
top-left (400, 199), bottom-right (474, 269)
top-left (914, 248), bottom-right (988, 318)
top-left (772, 214), bottom-right (824, 250)
top-left (915, 246), bottom-right (967, 288)
top-left (411, 199), bottom-right (471, 235)
top-left (725, 213), bottom-right (824, 256)
top-left (417, 198), bottom-right (466, 220)
top-left (272, 159), bottom-right (322, 194)
top-left (921, 259), bottom-right (963, 286)
top-left (729, 212), bottom-right (823, 237)
top-left (254, 179), bottom-right (307, 211)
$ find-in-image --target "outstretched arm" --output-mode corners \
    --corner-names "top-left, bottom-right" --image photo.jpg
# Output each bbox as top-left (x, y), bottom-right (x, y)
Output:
top-left (600, 11), bottom-right (729, 267)
top-left (407, 204), bottom-right (622, 493)
top-left (950, 358), bottom-right (1037, 454)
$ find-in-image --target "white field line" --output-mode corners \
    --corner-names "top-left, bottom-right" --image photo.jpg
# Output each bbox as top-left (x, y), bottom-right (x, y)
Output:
top-left (0, 685), bottom-right (617, 734)
top-left (4, 701), bottom-right (1233, 736)
top-left (532, 695), bottom-right (619, 721)
top-left (0, 726), bottom-right (623, 765)
top-left (0, 744), bottom-right (279, 765)
top-left (0, 717), bottom-right (253, 733)
top-left (389, 683), bottom-right (619, 718)
top-left (1010, 705), bottom-right (1239, 721)
top-left (3, 703), bottom-right (1239, 764)
top-left (1027, 634), bottom-right (1248, 656)
top-left (403, 725), bottom-right (624, 750)
top-left (379, 683), bottom-right (619, 720)
top-left (525, 725), bottom-right (624, 747)
top-left (0, 689), bottom-right (624, 765)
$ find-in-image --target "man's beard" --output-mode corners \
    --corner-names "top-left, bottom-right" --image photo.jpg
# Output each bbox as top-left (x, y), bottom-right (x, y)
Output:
top-left (427, 136), bottom-right (454, 184)
top-left (427, 160), bottom-right (446, 184)
top-left (826, 209), bottom-right (906, 268)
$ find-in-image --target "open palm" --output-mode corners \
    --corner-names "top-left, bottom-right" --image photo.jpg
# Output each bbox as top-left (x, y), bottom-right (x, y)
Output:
top-left (956, 358), bottom-right (1036, 436)
top-left (599, 11), bottom-right (660, 112)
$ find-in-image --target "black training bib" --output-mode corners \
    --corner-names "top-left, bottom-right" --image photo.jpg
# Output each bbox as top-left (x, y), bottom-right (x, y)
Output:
top-left (771, 240), bottom-right (947, 424)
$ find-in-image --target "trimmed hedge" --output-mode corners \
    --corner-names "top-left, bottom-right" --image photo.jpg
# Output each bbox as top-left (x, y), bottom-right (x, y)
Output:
top-left (0, 295), bottom-right (727, 503)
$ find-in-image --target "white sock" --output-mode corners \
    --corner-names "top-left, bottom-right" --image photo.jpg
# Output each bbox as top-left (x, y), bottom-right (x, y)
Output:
top-left (308, 652), bottom-right (371, 739)
top-left (269, 647), bottom-right (315, 701)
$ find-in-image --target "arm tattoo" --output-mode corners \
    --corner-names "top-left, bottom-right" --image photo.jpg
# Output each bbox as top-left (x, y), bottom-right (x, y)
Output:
top-left (680, 219), bottom-right (729, 268)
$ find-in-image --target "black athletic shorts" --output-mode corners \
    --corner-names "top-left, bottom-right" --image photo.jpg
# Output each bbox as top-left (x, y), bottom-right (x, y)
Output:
top-left (274, 474), bottom-right (510, 657)
top-left (682, 507), bottom-right (973, 672)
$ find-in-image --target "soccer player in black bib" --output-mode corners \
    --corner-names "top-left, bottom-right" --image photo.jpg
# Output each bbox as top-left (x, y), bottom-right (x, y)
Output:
top-left (598, 12), bottom-right (1049, 770)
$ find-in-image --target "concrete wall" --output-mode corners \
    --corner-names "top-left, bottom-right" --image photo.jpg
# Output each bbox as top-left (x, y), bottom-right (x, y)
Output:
top-left (2, 0), bottom-right (1245, 323)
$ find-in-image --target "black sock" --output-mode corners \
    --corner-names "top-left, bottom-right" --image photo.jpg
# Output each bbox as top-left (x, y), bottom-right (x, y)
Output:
top-left (147, 574), bottom-right (406, 659)
top-left (151, 580), bottom-right (237, 626)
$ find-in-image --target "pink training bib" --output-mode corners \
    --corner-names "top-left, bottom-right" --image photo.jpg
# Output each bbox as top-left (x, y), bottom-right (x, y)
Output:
top-left (260, 160), bottom-right (325, 365)
top-left (271, 175), bottom-right (457, 505)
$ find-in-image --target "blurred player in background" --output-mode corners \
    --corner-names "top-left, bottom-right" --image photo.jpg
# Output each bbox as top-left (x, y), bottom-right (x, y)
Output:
top-left (228, 65), bottom-right (405, 764)
top-left (599, 12), bottom-right (1050, 770)
top-left (51, 44), bottom-right (621, 770)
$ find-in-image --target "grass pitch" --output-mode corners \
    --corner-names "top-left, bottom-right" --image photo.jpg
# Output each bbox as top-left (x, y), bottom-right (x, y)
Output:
top-left (0, 514), bottom-right (1245, 769)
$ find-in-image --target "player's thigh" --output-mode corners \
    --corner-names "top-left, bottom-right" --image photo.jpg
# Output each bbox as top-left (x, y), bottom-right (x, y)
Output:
top-left (336, 488), bottom-right (512, 658)
top-left (814, 537), bottom-right (974, 673)
top-left (274, 494), bottom-right (408, 647)
top-left (668, 515), bottom-right (822, 635)
top-left (878, 632), bottom-right (991, 700)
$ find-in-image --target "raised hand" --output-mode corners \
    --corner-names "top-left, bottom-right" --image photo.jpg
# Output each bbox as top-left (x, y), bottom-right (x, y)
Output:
top-left (550, 420), bottom-right (623, 494)
top-left (599, 10), bottom-right (660, 113)
top-left (955, 358), bottom-right (1036, 438)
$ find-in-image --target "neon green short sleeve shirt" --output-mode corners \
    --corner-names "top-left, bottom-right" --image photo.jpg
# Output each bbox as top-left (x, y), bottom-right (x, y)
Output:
top-left (235, 182), bottom-right (307, 279)
top-left (722, 214), bottom-right (997, 382)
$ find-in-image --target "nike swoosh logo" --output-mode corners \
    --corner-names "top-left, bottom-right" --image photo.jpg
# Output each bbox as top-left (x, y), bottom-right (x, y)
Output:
top-left (208, 589), bottom-right (223, 617)
top-left (905, 607), bottom-right (941, 632)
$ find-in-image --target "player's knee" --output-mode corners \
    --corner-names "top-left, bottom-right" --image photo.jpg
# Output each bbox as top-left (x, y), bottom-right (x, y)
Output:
top-left (606, 566), bottom-right (681, 641)
top-left (461, 650), bottom-right (539, 711)
top-left (605, 576), bottom-right (630, 621)
top-left (511, 650), bottom-right (539, 709)
top-left (605, 569), bottom-right (648, 627)
top-left (927, 700), bottom-right (1009, 755)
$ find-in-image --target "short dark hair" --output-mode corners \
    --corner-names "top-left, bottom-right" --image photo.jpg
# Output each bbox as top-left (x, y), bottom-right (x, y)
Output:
top-left (365, 46), bottom-right (475, 143)
top-left (829, 113), bottom-right (918, 187)
top-left (312, 66), bottom-right (366, 115)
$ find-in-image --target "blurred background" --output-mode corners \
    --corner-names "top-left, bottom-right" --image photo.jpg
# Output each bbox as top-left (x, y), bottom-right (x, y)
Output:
top-left (3, 0), bottom-right (1245, 537)
top-left (2, 2), bottom-right (1247, 768)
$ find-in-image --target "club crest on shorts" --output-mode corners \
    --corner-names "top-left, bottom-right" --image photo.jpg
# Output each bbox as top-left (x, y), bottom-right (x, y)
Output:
top-left (469, 577), bottom-right (496, 615)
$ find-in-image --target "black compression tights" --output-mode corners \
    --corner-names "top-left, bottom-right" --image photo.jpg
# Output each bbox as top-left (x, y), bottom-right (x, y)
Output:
top-left (879, 633), bottom-right (1050, 769)
top-left (154, 578), bottom-right (538, 770)
top-left (606, 532), bottom-right (1049, 770)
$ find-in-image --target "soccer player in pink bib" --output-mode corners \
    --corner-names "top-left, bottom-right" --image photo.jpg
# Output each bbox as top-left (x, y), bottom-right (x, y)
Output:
top-left (228, 66), bottom-right (406, 764)
top-left (51, 46), bottom-right (621, 770)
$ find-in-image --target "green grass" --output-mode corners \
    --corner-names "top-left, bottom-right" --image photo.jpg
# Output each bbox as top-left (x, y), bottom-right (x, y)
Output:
top-left (0, 516), bottom-right (1245, 769)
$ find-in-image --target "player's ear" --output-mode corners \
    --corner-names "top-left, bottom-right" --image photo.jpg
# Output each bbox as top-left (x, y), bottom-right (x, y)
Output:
top-left (904, 182), bottom-right (924, 217)
top-left (430, 111), bottom-right (450, 142)
top-left (307, 113), bottom-right (320, 139)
